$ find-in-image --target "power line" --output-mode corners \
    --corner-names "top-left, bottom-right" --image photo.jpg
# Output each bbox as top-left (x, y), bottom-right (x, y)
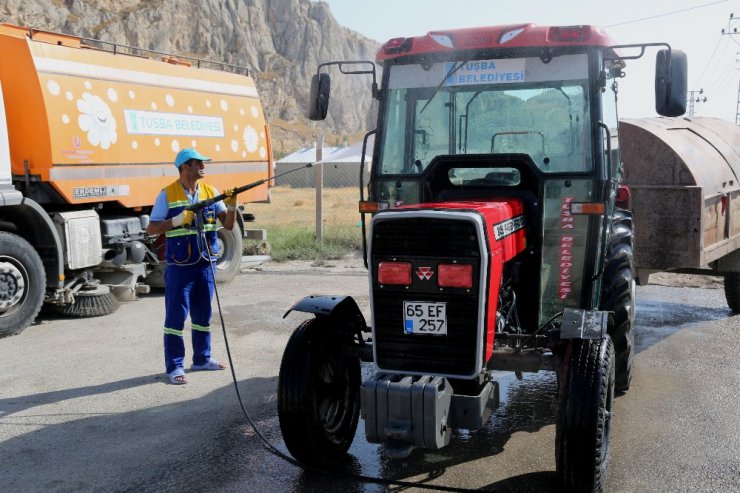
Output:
top-left (693, 35), bottom-right (728, 86)
top-left (713, 71), bottom-right (740, 95)
top-left (703, 58), bottom-right (736, 93)
top-left (696, 36), bottom-right (733, 86)
top-left (605, 0), bottom-right (727, 28)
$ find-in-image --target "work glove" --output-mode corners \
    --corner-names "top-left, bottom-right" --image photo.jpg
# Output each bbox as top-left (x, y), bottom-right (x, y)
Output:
top-left (172, 210), bottom-right (195, 228)
top-left (223, 188), bottom-right (238, 211)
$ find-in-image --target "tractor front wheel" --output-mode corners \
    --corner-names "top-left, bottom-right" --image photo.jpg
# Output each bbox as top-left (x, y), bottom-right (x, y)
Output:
top-left (277, 318), bottom-right (360, 466)
top-left (556, 337), bottom-right (615, 493)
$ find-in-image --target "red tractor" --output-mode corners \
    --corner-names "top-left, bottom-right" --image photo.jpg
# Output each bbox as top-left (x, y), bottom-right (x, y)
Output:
top-left (278, 24), bottom-right (687, 492)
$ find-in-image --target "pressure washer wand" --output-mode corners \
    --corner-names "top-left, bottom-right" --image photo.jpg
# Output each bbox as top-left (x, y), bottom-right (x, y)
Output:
top-left (188, 163), bottom-right (314, 212)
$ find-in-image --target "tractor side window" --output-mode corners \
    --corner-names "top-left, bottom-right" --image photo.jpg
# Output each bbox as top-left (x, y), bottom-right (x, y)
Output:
top-left (539, 179), bottom-right (593, 324)
top-left (379, 89), bottom-right (408, 174)
top-left (378, 87), bottom-right (452, 174)
top-left (601, 78), bottom-right (620, 179)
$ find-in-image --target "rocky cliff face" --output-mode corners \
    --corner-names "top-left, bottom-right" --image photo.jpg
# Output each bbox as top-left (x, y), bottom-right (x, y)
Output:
top-left (0, 0), bottom-right (380, 153)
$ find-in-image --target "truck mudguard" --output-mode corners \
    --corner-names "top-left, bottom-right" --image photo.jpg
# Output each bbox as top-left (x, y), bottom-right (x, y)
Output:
top-left (6, 198), bottom-right (65, 288)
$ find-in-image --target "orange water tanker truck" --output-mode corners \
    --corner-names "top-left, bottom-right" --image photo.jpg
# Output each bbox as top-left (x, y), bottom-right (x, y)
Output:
top-left (0, 24), bottom-right (273, 337)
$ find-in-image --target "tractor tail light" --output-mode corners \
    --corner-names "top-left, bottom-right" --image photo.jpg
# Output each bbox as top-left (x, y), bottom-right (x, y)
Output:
top-left (570, 202), bottom-right (605, 215)
top-left (616, 186), bottom-right (631, 210)
top-left (438, 263), bottom-right (473, 288)
top-left (359, 201), bottom-right (389, 213)
top-left (378, 261), bottom-right (412, 285)
top-left (383, 37), bottom-right (413, 54)
top-left (551, 25), bottom-right (590, 42)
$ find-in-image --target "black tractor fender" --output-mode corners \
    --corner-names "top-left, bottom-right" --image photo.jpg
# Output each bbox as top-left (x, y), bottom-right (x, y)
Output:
top-left (283, 295), bottom-right (368, 335)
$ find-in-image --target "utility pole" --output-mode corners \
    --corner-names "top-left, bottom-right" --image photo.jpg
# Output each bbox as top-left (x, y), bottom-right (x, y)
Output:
top-left (722, 13), bottom-right (740, 124)
top-left (737, 79), bottom-right (740, 125)
top-left (687, 88), bottom-right (707, 118)
top-left (315, 134), bottom-right (323, 242)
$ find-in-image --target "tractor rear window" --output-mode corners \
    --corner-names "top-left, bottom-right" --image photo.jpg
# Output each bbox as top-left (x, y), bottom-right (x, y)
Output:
top-left (449, 167), bottom-right (521, 186)
top-left (378, 54), bottom-right (593, 176)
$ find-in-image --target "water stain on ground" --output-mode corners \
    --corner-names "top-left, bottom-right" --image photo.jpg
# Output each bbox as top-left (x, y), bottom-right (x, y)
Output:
top-left (212, 282), bottom-right (732, 492)
top-left (635, 285), bottom-right (729, 352)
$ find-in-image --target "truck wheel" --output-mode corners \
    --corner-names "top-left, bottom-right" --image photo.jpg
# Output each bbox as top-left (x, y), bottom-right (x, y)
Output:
top-left (277, 318), bottom-right (360, 466)
top-left (215, 221), bottom-right (242, 283)
top-left (556, 337), bottom-right (615, 493)
top-left (0, 231), bottom-right (46, 338)
top-left (723, 272), bottom-right (740, 312)
top-left (600, 210), bottom-right (635, 392)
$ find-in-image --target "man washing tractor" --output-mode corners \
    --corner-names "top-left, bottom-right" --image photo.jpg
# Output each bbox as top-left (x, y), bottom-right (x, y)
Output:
top-left (146, 148), bottom-right (238, 385)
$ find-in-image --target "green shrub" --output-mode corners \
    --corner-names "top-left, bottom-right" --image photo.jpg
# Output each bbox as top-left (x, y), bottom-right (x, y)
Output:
top-left (266, 224), bottom-right (363, 262)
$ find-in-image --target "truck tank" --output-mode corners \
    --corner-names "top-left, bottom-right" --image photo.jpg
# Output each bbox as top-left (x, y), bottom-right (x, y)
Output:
top-left (619, 116), bottom-right (740, 296)
top-left (0, 23), bottom-right (272, 207)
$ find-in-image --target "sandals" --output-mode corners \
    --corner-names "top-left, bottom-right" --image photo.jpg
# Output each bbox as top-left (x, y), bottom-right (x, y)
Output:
top-left (168, 367), bottom-right (187, 385)
top-left (167, 359), bottom-right (225, 384)
top-left (190, 359), bottom-right (226, 371)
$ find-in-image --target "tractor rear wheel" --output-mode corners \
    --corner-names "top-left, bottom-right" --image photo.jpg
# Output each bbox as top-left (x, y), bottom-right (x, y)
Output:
top-left (723, 272), bottom-right (740, 312)
top-left (278, 318), bottom-right (360, 466)
top-left (556, 337), bottom-right (616, 493)
top-left (600, 210), bottom-right (635, 393)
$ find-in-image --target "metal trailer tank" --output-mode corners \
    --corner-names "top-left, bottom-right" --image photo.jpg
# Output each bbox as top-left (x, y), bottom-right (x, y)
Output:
top-left (619, 116), bottom-right (740, 309)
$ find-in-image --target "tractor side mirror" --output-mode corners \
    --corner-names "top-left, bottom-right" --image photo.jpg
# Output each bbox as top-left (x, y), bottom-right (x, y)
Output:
top-left (655, 49), bottom-right (687, 117)
top-left (308, 73), bottom-right (331, 121)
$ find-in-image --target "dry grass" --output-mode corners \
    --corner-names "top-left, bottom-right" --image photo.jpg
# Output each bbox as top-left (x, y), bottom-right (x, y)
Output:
top-left (248, 186), bottom-right (361, 228)
top-left (245, 186), bottom-right (364, 261)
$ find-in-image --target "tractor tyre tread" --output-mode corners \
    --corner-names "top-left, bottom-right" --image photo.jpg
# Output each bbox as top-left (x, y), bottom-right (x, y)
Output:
top-left (277, 318), bottom-right (360, 466)
top-left (556, 337), bottom-right (616, 493)
top-left (600, 211), bottom-right (635, 393)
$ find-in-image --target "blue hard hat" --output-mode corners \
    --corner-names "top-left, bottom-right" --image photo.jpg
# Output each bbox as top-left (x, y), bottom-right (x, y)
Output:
top-left (175, 148), bottom-right (212, 168)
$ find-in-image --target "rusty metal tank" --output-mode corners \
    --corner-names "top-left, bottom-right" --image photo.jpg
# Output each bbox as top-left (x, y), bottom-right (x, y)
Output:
top-left (619, 117), bottom-right (740, 282)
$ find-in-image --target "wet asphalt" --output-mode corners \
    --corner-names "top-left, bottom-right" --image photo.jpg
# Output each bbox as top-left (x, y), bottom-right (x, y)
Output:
top-left (1, 267), bottom-right (738, 492)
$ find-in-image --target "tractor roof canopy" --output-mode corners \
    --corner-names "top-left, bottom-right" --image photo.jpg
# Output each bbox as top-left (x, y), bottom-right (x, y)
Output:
top-left (376, 24), bottom-right (616, 62)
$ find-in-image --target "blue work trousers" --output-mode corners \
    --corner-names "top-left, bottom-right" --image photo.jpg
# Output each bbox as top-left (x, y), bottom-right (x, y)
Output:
top-left (163, 261), bottom-right (216, 374)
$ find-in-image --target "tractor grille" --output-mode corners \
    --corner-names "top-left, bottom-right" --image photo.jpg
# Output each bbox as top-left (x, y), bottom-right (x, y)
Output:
top-left (372, 218), bottom-right (481, 257)
top-left (371, 216), bottom-right (483, 377)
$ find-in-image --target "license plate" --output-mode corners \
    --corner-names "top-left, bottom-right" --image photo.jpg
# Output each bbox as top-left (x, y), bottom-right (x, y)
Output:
top-left (403, 301), bottom-right (447, 335)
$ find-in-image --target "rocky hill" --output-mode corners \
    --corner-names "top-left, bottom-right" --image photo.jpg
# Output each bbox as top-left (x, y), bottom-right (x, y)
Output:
top-left (0, 0), bottom-right (380, 155)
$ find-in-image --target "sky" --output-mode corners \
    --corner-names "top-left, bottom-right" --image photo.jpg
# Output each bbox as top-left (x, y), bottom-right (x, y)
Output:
top-left (320, 0), bottom-right (740, 122)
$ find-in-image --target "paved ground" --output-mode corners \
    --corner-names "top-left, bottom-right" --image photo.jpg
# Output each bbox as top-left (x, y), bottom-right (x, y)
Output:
top-left (0, 260), bottom-right (738, 492)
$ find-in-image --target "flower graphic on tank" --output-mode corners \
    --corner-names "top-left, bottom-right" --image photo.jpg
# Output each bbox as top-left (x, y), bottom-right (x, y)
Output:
top-left (77, 92), bottom-right (117, 149)
top-left (242, 125), bottom-right (258, 153)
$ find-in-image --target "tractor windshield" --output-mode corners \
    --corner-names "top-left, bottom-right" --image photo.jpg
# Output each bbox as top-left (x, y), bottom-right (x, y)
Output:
top-left (378, 54), bottom-right (593, 175)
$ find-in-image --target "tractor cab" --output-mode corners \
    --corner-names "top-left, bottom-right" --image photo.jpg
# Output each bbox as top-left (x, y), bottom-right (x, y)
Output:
top-left (360, 26), bottom-right (684, 329)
